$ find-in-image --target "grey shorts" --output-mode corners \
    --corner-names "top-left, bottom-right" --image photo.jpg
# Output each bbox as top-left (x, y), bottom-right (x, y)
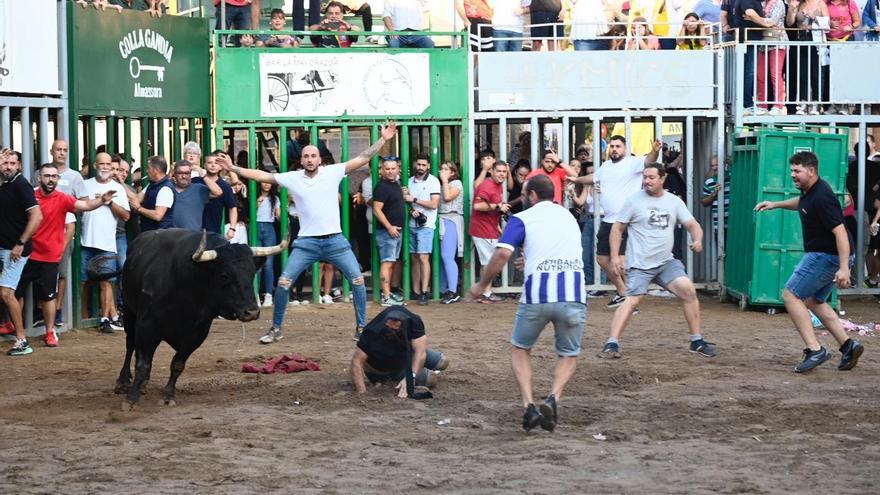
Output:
top-left (625, 259), bottom-right (687, 297)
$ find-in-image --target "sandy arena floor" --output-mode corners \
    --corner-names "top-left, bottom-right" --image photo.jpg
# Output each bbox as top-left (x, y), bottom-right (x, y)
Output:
top-left (1, 294), bottom-right (878, 494)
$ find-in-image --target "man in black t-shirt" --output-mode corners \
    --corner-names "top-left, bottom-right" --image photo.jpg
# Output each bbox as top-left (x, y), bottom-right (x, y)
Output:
top-left (372, 158), bottom-right (407, 306)
top-left (351, 307), bottom-right (448, 398)
top-left (755, 151), bottom-right (864, 373)
top-left (0, 148), bottom-right (44, 356)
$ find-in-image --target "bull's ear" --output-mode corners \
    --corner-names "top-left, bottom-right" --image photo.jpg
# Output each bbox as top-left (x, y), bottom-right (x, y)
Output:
top-left (253, 256), bottom-right (268, 272)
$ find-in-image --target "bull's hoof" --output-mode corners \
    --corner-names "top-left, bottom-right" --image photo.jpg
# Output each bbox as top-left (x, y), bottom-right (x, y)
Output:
top-left (114, 382), bottom-right (130, 394)
top-left (159, 398), bottom-right (176, 407)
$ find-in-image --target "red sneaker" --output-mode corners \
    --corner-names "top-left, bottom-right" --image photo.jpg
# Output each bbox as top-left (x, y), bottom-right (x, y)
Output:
top-left (0, 321), bottom-right (14, 335)
top-left (45, 328), bottom-right (59, 347)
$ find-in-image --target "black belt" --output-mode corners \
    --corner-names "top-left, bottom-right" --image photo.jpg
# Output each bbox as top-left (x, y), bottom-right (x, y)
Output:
top-left (308, 233), bottom-right (338, 239)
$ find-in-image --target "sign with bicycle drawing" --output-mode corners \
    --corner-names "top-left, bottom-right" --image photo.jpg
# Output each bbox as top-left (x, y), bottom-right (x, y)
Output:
top-left (259, 53), bottom-right (430, 118)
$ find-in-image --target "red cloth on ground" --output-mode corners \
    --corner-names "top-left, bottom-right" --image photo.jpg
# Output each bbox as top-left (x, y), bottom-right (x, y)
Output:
top-left (241, 354), bottom-right (321, 374)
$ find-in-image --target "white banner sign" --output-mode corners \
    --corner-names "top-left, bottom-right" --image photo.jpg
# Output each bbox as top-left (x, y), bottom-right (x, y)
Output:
top-left (259, 52), bottom-right (430, 117)
top-left (0, 0), bottom-right (61, 95)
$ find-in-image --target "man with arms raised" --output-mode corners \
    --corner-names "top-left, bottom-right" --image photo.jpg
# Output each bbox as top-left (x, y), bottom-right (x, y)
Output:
top-left (220, 123), bottom-right (398, 343)
top-left (755, 151), bottom-right (863, 372)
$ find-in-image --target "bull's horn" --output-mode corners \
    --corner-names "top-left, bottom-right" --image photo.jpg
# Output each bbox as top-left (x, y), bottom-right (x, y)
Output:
top-left (251, 237), bottom-right (289, 257)
top-left (192, 230), bottom-right (218, 262)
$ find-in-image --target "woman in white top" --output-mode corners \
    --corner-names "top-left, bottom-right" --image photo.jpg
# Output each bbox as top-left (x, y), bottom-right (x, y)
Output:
top-left (256, 182), bottom-right (280, 307)
top-left (438, 161), bottom-right (465, 304)
top-left (491, 0), bottom-right (531, 52)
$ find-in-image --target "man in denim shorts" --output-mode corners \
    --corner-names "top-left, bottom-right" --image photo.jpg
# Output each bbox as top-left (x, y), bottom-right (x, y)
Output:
top-left (372, 157), bottom-right (406, 307)
top-left (599, 163), bottom-right (716, 360)
top-left (468, 175), bottom-right (586, 433)
top-left (403, 153), bottom-right (440, 306)
top-left (0, 148), bottom-right (43, 356)
top-left (755, 151), bottom-right (864, 373)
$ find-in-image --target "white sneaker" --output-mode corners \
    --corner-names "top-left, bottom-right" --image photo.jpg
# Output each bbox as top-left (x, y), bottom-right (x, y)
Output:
top-left (262, 293), bottom-right (273, 307)
top-left (768, 107), bottom-right (787, 116)
top-left (289, 299), bottom-right (300, 306)
top-left (299, 298), bottom-right (310, 305)
top-left (795, 104), bottom-right (806, 115)
top-left (838, 106), bottom-right (850, 115)
top-left (755, 107), bottom-right (768, 115)
top-left (259, 327), bottom-right (282, 345)
top-left (321, 294), bottom-right (334, 304)
top-left (809, 105), bottom-right (820, 115)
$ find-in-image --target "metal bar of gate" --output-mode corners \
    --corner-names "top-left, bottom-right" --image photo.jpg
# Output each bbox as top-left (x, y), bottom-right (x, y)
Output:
top-left (107, 116), bottom-right (117, 156)
top-left (401, 124), bottom-right (412, 300)
top-left (309, 124), bottom-right (321, 304)
top-left (855, 122), bottom-right (867, 290)
top-left (279, 125), bottom-right (289, 268)
top-left (430, 124), bottom-right (440, 299)
top-left (370, 125), bottom-right (381, 301)
top-left (172, 118), bottom-right (182, 161)
top-left (0, 106), bottom-right (10, 147)
top-left (341, 124), bottom-right (351, 299)
top-left (247, 127), bottom-right (259, 295)
top-left (591, 117), bottom-right (602, 286)
top-left (39, 108), bottom-right (50, 166)
top-left (123, 118), bottom-right (132, 165)
top-left (157, 118), bottom-right (166, 159)
top-left (685, 115), bottom-right (695, 278)
top-left (21, 108), bottom-right (33, 179)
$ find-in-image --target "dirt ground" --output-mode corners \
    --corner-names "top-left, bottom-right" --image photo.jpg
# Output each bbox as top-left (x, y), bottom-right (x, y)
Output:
top-left (1, 294), bottom-right (878, 494)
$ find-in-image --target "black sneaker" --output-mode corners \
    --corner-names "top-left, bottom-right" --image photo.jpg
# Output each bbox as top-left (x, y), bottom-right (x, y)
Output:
top-left (109, 318), bottom-right (124, 331)
top-left (443, 292), bottom-right (460, 304)
top-left (689, 339), bottom-right (717, 358)
top-left (522, 403), bottom-right (543, 432)
top-left (539, 395), bottom-right (558, 432)
top-left (586, 290), bottom-right (608, 298)
top-left (794, 347), bottom-right (831, 373)
top-left (99, 319), bottom-right (114, 334)
top-left (607, 294), bottom-right (626, 309)
top-left (418, 292), bottom-right (429, 306)
top-left (353, 326), bottom-right (364, 342)
top-left (598, 342), bottom-right (621, 358)
top-left (838, 339), bottom-right (864, 371)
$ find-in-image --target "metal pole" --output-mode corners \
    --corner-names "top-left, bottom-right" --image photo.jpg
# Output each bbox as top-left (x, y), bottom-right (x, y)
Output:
top-left (370, 124), bottom-right (381, 301)
top-left (309, 125), bottom-right (321, 304)
top-left (430, 124), bottom-right (440, 300)
top-left (592, 117), bottom-right (602, 286)
top-left (341, 124), bottom-right (351, 300)
top-left (401, 124), bottom-right (412, 300)
top-left (855, 122), bottom-right (867, 289)
top-left (21, 108), bottom-right (33, 181)
top-left (39, 107), bottom-right (50, 166)
top-left (530, 116), bottom-right (539, 167)
top-left (0, 106), bottom-right (9, 147)
top-left (685, 115), bottom-right (695, 278)
top-left (279, 125), bottom-right (289, 268)
top-left (172, 118), bottom-right (182, 161)
top-left (247, 127), bottom-right (259, 295)
top-left (462, 117), bottom-right (472, 293)
top-left (157, 118), bottom-right (166, 158)
top-left (107, 116), bottom-right (117, 156)
top-left (123, 118), bottom-right (132, 164)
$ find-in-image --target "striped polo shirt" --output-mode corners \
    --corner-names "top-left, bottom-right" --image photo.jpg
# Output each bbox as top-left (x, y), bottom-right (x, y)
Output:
top-left (497, 201), bottom-right (586, 305)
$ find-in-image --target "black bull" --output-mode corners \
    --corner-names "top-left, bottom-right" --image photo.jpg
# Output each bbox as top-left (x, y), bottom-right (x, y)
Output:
top-left (115, 229), bottom-right (286, 407)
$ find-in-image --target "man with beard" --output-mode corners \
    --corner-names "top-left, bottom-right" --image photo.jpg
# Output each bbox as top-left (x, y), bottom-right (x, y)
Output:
top-left (525, 150), bottom-right (579, 204)
top-left (0, 149), bottom-right (43, 356)
top-left (80, 153), bottom-right (130, 333)
top-left (598, 163), bottom-right (715, 360)
top-left (16, 164), bottom-right (115, 347)
top-left (169, 160), bottom-right (221, 231)
top-left (350, 306), bottom-right (449, 397)
top-left (402, 153), bottom-right (440, 305)
top-left (755, 151), bottom-right (864, 373)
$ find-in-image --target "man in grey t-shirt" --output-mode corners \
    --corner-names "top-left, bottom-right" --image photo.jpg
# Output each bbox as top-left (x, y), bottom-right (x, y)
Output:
top-left (598, 163), bottom-right (717, 359)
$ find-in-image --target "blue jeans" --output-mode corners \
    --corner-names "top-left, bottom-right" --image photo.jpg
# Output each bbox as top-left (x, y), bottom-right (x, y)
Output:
top-left (116, 232), bottom-right (127, 306)
top-left (580, 218), bottom-right (596, 283)
top-left (744, 45), bottom-right (756, 108)
top-left (493, 29), bottom-right (522, 52)
top-left (786, 252), bottom-right (853, 303)
top-left (387, 34), bottom-right (435, 48)
top-left (573, 39), bottom-right (604, 51)
top-left (273, 233), bottom-right (367, 329)
top-left (511, 302), bottom-right (587, 357)
top-left (365, 348), bottom-right (445, 385)
top-left (409, 226), bottom-right (434, 254)
top-left (375, 228), bottom-right (402, 262)
top-left (258, 222), bottom-right (277, 294)
top-left (215, 3), bottom-right (252, 46)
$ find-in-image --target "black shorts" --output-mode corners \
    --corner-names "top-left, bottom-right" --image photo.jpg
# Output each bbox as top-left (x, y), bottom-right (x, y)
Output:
top-left (596, 222), bottom-right (627, 257)
top-left (14, 260), bottom-right (59, 302)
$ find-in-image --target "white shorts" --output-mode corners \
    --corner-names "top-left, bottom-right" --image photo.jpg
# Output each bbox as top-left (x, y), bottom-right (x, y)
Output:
top-left (472, 237), bottom-right (497, 266)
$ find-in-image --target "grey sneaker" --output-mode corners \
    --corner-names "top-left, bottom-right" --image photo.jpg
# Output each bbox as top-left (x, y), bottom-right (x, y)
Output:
top-left (598, 342), bottom-right (621, 358)
top-left (838, 339), bottom-right (864, 371)
top-left (794, 347), bottom-right (831, 373)
top-left (259, 327), bottom-right (282, 345)
top-left (353, 326), bottom-right (364, 341)
top-left (689, 339), bottom-right (717, 358)
top-left (381, 295), bottom-right (404, 307)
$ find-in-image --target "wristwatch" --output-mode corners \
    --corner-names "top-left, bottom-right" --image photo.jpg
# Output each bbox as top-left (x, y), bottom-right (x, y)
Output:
top-left (16, 239), bottom-right (25, 246)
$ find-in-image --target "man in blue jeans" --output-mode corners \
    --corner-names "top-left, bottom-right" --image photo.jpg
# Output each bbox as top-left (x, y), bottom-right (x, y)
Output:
top-left (351, 307), bottom-right (448, 398)
top-left (215, 0), bottom-right (253, 46)
top-left (755, 151), bottom-right (864, 373)
top-left (468, 175), bottom-right (587, 433)
top-left (383, 0), bottom-right (435, 48)
top-left (219, 123), bottom-right (398, 344)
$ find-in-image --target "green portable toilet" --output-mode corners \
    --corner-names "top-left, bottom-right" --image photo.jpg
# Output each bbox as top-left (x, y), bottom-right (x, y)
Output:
top-left (725, 126), bottom-right (849, 310)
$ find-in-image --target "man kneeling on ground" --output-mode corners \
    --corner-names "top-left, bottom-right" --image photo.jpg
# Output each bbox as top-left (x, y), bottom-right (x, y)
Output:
top-left (351, 307), bottom-right (449, 398)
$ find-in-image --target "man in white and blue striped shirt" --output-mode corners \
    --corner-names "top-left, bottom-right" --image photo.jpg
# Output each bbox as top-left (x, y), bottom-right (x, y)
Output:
top-left (468, 175), bottom-right (587, 433)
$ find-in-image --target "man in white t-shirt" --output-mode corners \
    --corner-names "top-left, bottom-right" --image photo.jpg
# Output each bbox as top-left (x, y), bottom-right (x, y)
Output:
top-left (467, 175), bottom-right (587, 433)
top-left (221, 123), bottom-right (398, 344)
top-left (81, 152), bottom-right (130, 334)
top-left (570, 136), bottom-right (661, 310)
top-left (598, 163), bottom-right (715, 359)
top-left (383, 0), bottom-right (434, 48)
top-left (403, 153), bottom-right (440, 306)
